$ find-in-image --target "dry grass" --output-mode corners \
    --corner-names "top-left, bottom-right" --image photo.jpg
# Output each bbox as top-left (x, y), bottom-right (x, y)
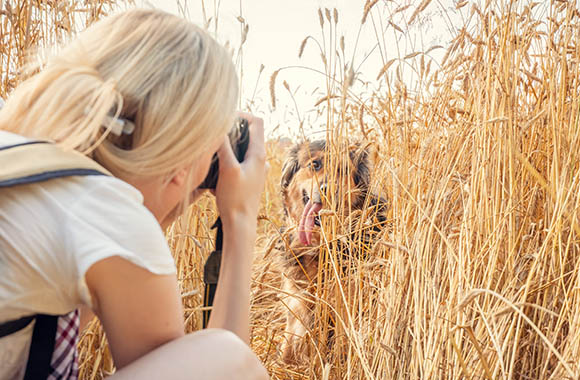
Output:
top-left (0, 0), bottom-right (128, 97)
top-left (3, 0), bottom-right (580, 379)
top-left (258, 5), bottom-right (579, 378)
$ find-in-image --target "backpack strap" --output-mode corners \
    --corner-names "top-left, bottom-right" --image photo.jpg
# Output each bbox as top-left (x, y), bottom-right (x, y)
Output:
top-left (22, 314), bottom-right (59, 380)
top-left (0, 315), bottom-right (35, 338)
top-left (0, 140), bottom-right (111, 188)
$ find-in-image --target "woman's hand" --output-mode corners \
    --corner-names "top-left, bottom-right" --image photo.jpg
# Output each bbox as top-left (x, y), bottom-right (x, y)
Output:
top-left (214, 113), bottom-right (266, 231)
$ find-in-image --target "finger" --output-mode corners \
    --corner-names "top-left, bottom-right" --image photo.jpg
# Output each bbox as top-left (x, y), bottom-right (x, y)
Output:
top-left (236, 111), bottom-right (254, 121)
top-left (217, 135), bottom-right (238, 169)
top-left (243, 116), bottom-right (265, 163)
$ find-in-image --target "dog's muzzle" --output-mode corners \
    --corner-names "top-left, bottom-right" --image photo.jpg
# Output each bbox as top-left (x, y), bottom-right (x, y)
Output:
top-left (301, 184), bottom-right (326, 230)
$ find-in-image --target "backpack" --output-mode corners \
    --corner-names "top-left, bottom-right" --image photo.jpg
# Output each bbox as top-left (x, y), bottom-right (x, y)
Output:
top-left (0, 138), bottom-right (110, 379)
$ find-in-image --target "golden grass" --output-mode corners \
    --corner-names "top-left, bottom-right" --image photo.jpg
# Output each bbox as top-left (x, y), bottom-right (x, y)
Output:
top-left (3, 0), bottom-right (580, 379)
top-left (0, 0), bottom-right (127, 97)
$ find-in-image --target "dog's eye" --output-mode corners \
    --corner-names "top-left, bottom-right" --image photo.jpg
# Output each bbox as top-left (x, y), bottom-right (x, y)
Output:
top-left (309, 160), bottom-right (322, 171)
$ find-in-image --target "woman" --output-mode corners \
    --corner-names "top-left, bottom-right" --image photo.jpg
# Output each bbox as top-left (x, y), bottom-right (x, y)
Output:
top-left (0, 9), bottom-right (268, 380)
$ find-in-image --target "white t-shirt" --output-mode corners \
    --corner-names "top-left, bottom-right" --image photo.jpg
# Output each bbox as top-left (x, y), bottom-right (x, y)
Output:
top-left (0, 131), bottom-right (176, 379)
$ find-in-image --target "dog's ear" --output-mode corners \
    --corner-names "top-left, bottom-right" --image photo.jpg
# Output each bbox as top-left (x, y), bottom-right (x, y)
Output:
top-left (350, 143), bottom-right (389, 228)
top-left (281, 144), bottom-right (301, 191)
top-left (350, 145), bottom-right (371, 190)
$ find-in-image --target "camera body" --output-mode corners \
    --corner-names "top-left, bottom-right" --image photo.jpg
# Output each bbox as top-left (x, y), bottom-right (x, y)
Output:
top-left (198, 118), bottom-right (250, 189)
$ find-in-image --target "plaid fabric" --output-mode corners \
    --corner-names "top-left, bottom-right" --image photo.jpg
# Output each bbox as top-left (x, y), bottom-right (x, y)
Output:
top-left (47, 309), bottom-right (80, 380)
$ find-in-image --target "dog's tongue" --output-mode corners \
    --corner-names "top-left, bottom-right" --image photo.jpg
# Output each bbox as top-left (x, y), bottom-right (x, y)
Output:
top-left (298, 200), bottom-right (323, 245)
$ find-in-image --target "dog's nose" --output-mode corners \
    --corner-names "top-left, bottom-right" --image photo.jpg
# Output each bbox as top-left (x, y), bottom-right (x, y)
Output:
top-left (311, 183), bottom-right (327, 205)
top-left (312, 190), bottom-right (322, 204)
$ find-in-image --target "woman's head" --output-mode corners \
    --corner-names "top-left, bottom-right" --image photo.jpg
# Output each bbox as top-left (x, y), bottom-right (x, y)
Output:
top-left (0, 9), bottom-right (238, 183)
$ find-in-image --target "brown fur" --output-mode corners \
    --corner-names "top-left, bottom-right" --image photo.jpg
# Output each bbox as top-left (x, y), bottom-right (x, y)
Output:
top-left (277, 140), bottom-right (386, 363)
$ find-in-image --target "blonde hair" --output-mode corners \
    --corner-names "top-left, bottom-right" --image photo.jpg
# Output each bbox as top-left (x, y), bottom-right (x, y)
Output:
top-left (0, 9), bottom-right (238, 181)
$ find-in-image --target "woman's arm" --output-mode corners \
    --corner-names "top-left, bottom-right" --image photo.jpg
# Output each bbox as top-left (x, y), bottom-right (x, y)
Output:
top-left (206, 114), bottom-right (266, 343)
top-left (85, 256), bottom-right (268, 379)
top-left (85, 256), bottom-right (185, 368)
top-left (206, 217), bottom-right (256, 343)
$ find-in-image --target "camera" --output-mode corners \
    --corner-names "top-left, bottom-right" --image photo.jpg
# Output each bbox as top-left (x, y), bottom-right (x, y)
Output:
top-left (198, 117), bottom-right (250, 189)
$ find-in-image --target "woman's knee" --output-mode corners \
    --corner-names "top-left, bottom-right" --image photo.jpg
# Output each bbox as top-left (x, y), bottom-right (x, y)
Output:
top-left (194, 329), bottom-right (268, 379)
top-left (110, 329), bottom-right (268, 380)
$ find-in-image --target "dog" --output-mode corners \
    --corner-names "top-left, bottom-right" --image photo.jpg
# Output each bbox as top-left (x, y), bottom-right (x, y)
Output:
top-left (277, 139), bottom-right (387, 363)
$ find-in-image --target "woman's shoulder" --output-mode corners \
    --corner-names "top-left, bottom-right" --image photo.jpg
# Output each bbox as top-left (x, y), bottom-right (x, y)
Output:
top-left (0, 132), bottom-right (175, 279)
top-left (59, 175), bottom-right (176, 275)
top-left (68, 174), bottom-right (144, 207)
top-left (2, 173), bottom-right (175, 277)
top-left (61, 175), bottom-right (154, 245)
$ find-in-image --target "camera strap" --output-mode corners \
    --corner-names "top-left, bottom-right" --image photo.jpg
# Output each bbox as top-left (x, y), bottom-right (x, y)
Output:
top-left (202, 217), bottom-right (223, 327)
top-left (200, 118), bottom-right (250, 328)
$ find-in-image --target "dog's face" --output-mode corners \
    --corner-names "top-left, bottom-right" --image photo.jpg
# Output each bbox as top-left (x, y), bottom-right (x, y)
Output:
top-left (280, 140), bottom-right (371, 246)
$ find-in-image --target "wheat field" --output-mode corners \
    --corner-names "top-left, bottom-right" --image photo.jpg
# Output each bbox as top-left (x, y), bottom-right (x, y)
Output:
top-left (2, 0), bottom-right (580, 379)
